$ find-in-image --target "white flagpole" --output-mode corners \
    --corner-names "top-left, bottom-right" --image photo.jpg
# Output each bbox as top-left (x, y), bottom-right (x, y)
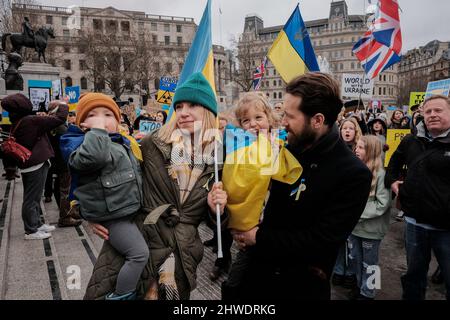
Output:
top-left (214, 131), bottom-right (223, 258)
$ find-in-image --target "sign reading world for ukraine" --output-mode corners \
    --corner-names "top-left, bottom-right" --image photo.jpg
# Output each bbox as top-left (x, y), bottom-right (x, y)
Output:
top-left (341, 74), bottom-right (374, 99)
top-left (425, 78), bottom-right (450, 99)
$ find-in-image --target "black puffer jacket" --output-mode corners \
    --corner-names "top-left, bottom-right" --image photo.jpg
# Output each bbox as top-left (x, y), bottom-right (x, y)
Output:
top-left (385, 122), bottom-right (450, 230)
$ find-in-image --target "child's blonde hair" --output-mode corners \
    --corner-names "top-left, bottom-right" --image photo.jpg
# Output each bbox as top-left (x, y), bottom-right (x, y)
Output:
top-left (358, 135), bottom-right (383, 196)
top-left (339, 117), bottom-right (362, 150)
top-left (235, 92), bottom-right (275, 129)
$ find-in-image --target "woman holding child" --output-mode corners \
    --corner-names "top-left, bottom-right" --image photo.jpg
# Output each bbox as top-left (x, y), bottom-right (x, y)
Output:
top-left (80, 73), bottom-right (228, 300)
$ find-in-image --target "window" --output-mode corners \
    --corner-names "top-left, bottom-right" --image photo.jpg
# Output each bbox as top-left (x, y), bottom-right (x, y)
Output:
top-left (165, 36), bottom-right (170, 45)
top-left (273, 92), bottom-right (277, 99)
top-left (46, 16), bottom-right (53, 25)
top-left (80, 77), bottom-right (88, 90)
top-left (383, 87), bottom-right (386, 95)
top-left (351, 62), bottom-right (355, 70)
top-left (383, 75), bottom-right (386, 82)
top-left (64, 46), bottom-right (70, 53)
top-left (278, 92), bottom-right (282, 99)
top-left (93, 19), bottom-right (102, 31)
top-left (166, 63), bottom-right (172, 73)
top-left (79, 45), bottom-right (86, 54)
top-left (273, 69), bottom-right (277, 76)
top-left (121, 21), bottom-right (130, 33)
top-left (65, 76), bottom-right (72, 87)
top-left (164, 24), bottom-right (170, 32)
top-left (63, 30), bottom-right (70, 40)
top-left (152, 35), bottom-right (157, 43)
top-left (340, 63), bottom-right (344, 70)
top-left (80, 17), bottom-right (84, 27)
top-left (266, 81), bottom-right (269, 87)
top-left (79, 60), bottom-right (86, 70)
top-left (278, 80), bottom-right (282, 86)
top-left (151, 22), bottom-right (157, 31)
top-left (266, 93), bottom-right (270, 98)
top-left (64, 60), bottom-right (72, 70)
top-left (273, 80), bottom-right (277, 87)
top-left (62, 17), bottom-right (68, 26)
top-left (176, 25), bottom-right (182, 33)
top-left (261, 81), bottom-right (265, 88)
top-left (379, 87), bottom-right (382, 95)
top-left (154, 62), bottom-right (160, 72)
top-left (177, 36), bottom-right (182, 46)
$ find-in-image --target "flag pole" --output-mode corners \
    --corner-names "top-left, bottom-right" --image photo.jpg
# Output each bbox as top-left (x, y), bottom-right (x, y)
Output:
top-left (214, 121), bottom-right (223, 259)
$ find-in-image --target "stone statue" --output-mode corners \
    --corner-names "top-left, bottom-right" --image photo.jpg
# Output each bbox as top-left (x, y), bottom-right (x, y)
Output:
top-left (2, 18), bottom-right (55, 63)
top-left (5, 52), bottom-right (24, 90)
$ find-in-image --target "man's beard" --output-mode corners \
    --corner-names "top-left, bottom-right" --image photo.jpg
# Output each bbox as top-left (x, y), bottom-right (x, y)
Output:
top-left (287, 123), bottom-right (318, 152)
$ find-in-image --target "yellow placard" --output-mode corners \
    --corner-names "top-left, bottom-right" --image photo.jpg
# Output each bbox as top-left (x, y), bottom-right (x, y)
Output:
top-left (385, 129), bottom-right (411, 167)
top-left (408, 92), bottom-right (425, 115)
top-left (68, 103), bottom-right (77, 112)
top-left (156, 90), bottom-right (174, 105)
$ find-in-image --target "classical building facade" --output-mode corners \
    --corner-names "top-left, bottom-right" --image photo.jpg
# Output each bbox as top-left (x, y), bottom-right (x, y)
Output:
top-left (11, 3), bottom-right (232, 106)
top-left (398, 40), bottom-right (450, 105)
top-left (239, 0), bottom-right (399, 106)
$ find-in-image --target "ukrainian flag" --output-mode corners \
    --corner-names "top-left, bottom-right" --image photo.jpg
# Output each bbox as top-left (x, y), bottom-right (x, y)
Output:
top-left (223, 126), bottom-right (303, 231)
top-left (268, 5), bottom-right (320, 83)
top-left (167, 0), bottom-right (215, 120)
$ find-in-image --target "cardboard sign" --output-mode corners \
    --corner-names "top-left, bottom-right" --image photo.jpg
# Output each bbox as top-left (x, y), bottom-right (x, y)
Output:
top-left (29, 87), bottom-right (51, 112)
top-left (156, 77), bottom-right (177, 106)
top-left (65, 86), bottom-right (81, 112)
top-left (409, 92), bottom-right (425, 115)
top-left (424, 78), bottom-right (450, 99)
top-left (341, 74), bottom-right (374, 99)
top-left (385, 129), bottom-right (411, 167)
top-left (139, 120), bottom-right (162, 134)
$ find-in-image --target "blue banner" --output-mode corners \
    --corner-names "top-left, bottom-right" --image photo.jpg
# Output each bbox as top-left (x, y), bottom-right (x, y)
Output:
top-left (65, 86), bottom-right (80, 104)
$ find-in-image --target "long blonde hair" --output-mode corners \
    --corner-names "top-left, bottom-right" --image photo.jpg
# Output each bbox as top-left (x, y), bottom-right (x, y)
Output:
top-left (157, 107), bottom-right (217, 149)
top-left (339, 117), bottom-right (362, 150)
top-left (359, 135), bottom-right (383, 196)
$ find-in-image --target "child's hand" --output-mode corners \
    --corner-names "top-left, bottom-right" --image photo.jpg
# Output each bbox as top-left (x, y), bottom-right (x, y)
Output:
top-left (208, 182), bottom-right (227, 215)
top-left (80, 116), bottom-right (107, 131)
top-left (89, 222), bottom-right (109, 240)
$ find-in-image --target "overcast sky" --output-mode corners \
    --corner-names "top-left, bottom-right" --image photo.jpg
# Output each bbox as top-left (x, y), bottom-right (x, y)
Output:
top-left (39, 0), bottom-right (450, 53)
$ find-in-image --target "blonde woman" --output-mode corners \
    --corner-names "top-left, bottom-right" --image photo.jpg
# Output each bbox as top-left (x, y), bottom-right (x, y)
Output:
top-left (85, 72), bottom-right (228, 300)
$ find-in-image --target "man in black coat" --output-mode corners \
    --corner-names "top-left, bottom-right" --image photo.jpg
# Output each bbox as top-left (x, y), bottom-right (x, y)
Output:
top-left (385, 95), bottom-right (450, 300)
top-left (229, 72), bottom-right (372, 300)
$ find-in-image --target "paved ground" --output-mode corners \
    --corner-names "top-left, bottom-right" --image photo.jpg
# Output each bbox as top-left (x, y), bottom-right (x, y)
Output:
top-left (0, 167), bottom-right (446, 300)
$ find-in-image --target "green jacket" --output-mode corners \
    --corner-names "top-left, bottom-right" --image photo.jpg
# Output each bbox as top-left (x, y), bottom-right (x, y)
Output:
top-left (352, 169), bottom-right (392, 240)
top-left (69, 128), bottom-right (143, 222)
top-left (84, 130), bottom-right (226, 300)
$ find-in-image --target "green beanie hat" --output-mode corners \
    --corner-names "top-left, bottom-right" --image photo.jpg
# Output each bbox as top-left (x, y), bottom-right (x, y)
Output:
top-left (172, 72), bottom-right (217, 116)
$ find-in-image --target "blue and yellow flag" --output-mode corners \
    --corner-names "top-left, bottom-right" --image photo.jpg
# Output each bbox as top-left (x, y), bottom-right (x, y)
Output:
top-left (268, 5), bottom-right (319, 83)
top-left (167, 0), bottom-right (215, 121)
top-left (223, 126), bottom-right (303, 231)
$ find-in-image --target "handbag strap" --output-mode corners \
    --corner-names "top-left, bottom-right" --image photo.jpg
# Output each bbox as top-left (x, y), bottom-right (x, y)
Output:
top-left (10, 118), bottom-right (25, 138)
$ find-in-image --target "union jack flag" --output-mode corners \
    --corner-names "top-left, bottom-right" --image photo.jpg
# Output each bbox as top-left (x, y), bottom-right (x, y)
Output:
top-left (352, 30), bottom-right (401, 80)
top-left (253, 56), bottom-right (268, 90)
top-left (372, 0), bottom-right (402, 55)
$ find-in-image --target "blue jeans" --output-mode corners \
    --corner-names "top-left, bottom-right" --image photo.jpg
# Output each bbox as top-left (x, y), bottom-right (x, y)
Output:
top-left (333, 240), bottom-right (354, 276)
top-left (402, 222), bottom-right (450, 300)
top-left (349, 235), bottom-right (381, 299)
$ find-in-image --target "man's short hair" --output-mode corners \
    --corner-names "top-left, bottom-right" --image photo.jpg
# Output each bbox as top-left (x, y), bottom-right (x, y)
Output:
top-left (286, 72), bottom-right (343, 126)
top-left (423, 94), bottom-right (450, 108)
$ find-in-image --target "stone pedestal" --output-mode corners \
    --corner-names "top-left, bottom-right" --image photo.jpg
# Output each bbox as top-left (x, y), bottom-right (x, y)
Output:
top-left (16, 62), bottom-right (61, 94)
top-left (0, 78), bottom-right (5, 97)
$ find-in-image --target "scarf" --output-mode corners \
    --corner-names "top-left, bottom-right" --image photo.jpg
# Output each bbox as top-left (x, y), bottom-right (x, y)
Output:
top-left (168, 131), bottom-right (215, 204)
